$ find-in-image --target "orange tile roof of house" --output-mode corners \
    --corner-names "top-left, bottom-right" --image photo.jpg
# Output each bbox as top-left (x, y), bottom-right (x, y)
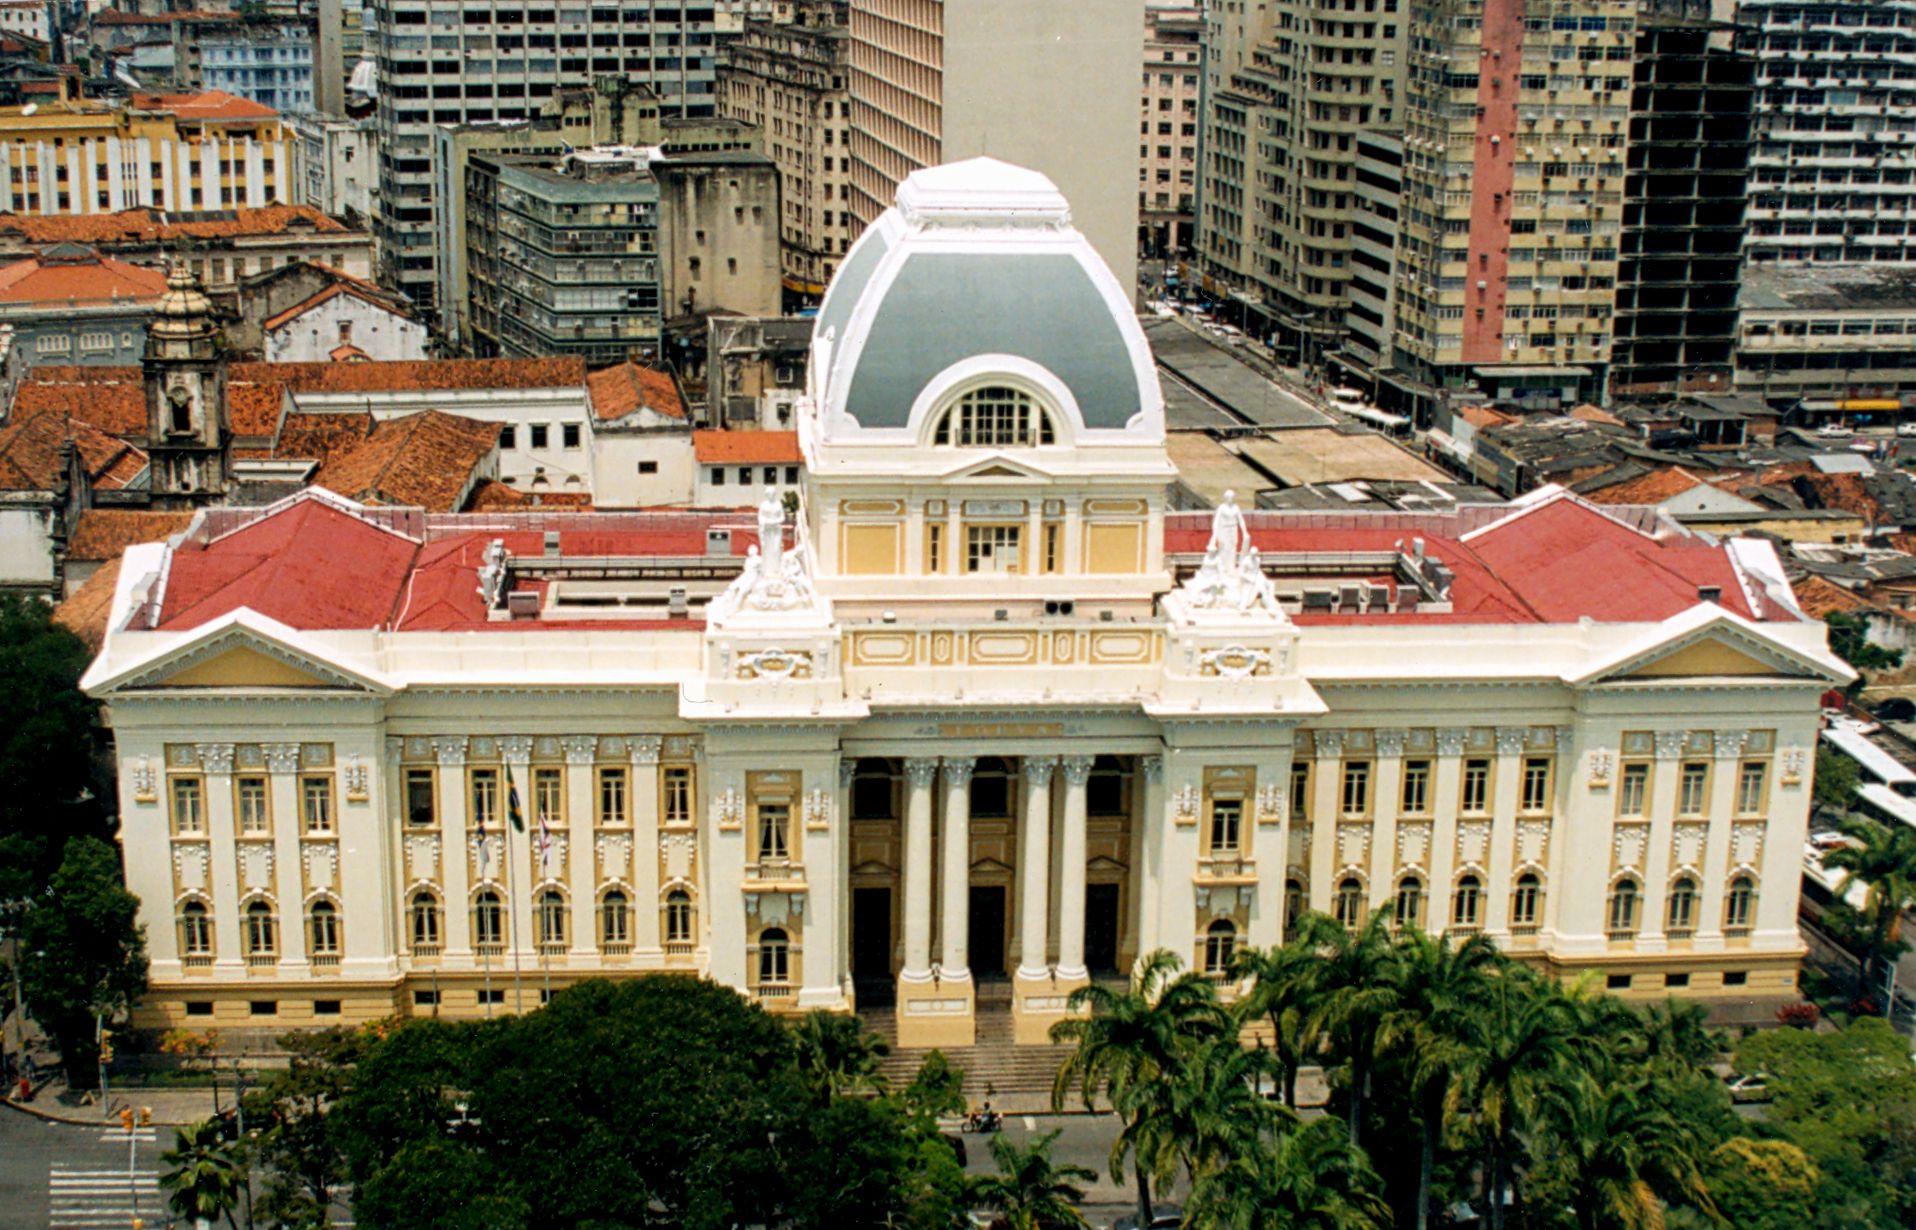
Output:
top-left (587, 361), bottom-right (685, 420)
top-left (64, 509), bottom-right (195, 562)
top-left (262, 282), bottom-right (415, 333)
top-left (1456, 405), bottom-right (1517, 430)
top-left (228, 356), bottom-right (586, 394)
top-left (0, 405), bottom-right (147, 491)
top-left (273, 412), bottom-right (374, 466)
top-left (1582, 466), bottom-right (1709, 506)
top-left (129, 90), bottom-right (278, 122)
top-left (0, 248), bottom-right (166, 306)
top-left (692, 429), bottom-right (802, 465)
top-left (310, 410), bottom-right (501, 511)
top-left (0, 205), bottom-right (347, 247)
top-left (464, 479), bottom-right (594, 512)
top-left (227, 382), bottom-right (285, 439)
top-left (11, 368), bottom-right (146, 436)
top-left (54, 556), bottom-right (121, 653)
top-left (1793, 574), bottom-right (1870, 621)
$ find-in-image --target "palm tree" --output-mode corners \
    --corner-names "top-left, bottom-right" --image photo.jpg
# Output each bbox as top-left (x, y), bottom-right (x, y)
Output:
top-left (159, 1119), bottom-right (248, 1230)
top-left (1231, 935), bottom-right (1323, 1109)
top-left (1051, 948), bottom-right (1229, 1229)
top-left (1305, 911), bottom-right (1399, 1145)
top-left (1377, 926), bottom-right (1501, 1230)
top-left (1187, 1116), bottom-right (1392, 1230)
top-left (789, 1009), bottom-right (890, 1104)
top-left (1450, 970), bottom-right (1584, 1230)
top-left (1539, 1073), bottom-right (1715, 1230)
top-left (1118, 1030), bottom-right (1279, 1194)
top-left (1825, 813), bottom-right (1916, 1011)
top-left (1630, 997), bottom-right (1726, 1078)
top-left (967, 1129), bottom-right (1095, 1230)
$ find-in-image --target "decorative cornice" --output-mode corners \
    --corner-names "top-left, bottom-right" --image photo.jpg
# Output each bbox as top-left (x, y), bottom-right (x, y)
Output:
top-left (195, 742), bottom-right (235, 774)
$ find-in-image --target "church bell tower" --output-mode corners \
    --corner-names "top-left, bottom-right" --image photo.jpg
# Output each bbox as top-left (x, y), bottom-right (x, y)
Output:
top-left (144, 262), bottom-right (230, 507)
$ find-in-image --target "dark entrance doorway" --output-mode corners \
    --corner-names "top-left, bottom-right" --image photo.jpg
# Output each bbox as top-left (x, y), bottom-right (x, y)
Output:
top-left (969, 885), bottom-right (1007, 978)
top-left (852, 887), bottom-right (892, 982)
top-left (1085, 883), bottom-right (1120, 974)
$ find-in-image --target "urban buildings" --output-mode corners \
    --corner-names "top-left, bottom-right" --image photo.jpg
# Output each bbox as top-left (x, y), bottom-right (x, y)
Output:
top-left (1140, 0), bottom-right (1203, 258)
top-left (464, 146), bottom-right (778, 366)
top-left (718, 0), bottom-right (851, 303)
top-left (180, 18), bottom-right (316, 116)
top-left (1734, 263), bottom-right (1916, 412)
top-left (82, 161), bottom-right (1839, 1046)
top-left (1337, 132), bottom-right (1404, 387)
top-left (371, 0), bottom-right (722, 316)
top-left (0, 245), bottom-right (166, 368)
top-left (1737, 0), bottom-right (1916, 265)
top-left (846, 0), bottom-right (1142, 291)
top-left (0, 87), bottom-right (294, 215)
top-left (287, 112), bottom-right (377, 224)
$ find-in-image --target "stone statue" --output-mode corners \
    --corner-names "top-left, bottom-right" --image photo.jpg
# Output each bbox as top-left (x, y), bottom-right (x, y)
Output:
top-left (1189, 541), bottom-right (1226, 608)
top-left (1235, 546), bottom-right (1278, 613)
top-left (1211, 489), bottom-right (1248, 574)
top-left (758, 487), bottom-right (785, 574)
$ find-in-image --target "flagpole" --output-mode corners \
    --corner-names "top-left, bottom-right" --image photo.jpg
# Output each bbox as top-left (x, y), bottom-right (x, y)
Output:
top-left (506, 766), bottom-right (525, 1015)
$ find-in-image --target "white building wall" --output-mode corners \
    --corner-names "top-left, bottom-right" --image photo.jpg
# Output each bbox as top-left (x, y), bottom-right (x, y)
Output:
top-left (265, 295), bottom-right (429, 364)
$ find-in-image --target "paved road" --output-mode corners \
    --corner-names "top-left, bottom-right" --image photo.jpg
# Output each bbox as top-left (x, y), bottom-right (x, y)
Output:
top-left (0, 1109), bottom-right (168, 1230)
top-left (958, 1111), bottom-right (1179, 1227)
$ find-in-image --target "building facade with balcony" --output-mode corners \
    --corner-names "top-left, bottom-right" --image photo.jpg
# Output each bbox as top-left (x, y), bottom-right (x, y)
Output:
top-left (88, 160), bottom-right (1842, 1046)
top-left (1141, 0), bottom-right (1203, 259)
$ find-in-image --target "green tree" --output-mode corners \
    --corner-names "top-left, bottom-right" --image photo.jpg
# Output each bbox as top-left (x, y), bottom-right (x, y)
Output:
top-left (1186, 1116), bottom-right (1391, 1230)
top-left (1231, 933), bottom-right (1324, 1109)
top-left (790, 1009), bottom-right (890, 1104)
top-left (1051, 948), bottom-right (1228, 1229)
top-left (18, 836), bottom-right (147, 1085)
top-left (159, 1118), bottom-right (250, 1230)
top-left (1823, 813), bottom-right (1916, 1010)
top-left (246, 1027), bottom-right (364, 1229)
top-left (1534, 1073), bottom-right (1714, 1230)
top-left (1306, 911), bottom-right (1400, 1146)
top-left (0, 594), bottom-right (107, 901)
top-left (1702, 1138), bottom-right (1820, 1230)
top-left (966, 1129), bottom-right (1094, 1230)
top-left (1826, 612), bottom-right (1903, 679)
top-left (1813, 745), bottom-right (1861, 815)
top-left (1122, 1030), bottom-right (1278, 1193)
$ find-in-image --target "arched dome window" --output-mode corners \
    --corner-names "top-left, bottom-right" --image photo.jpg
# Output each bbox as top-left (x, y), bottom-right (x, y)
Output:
top-left (932, 385), bottom-right (1056, 447)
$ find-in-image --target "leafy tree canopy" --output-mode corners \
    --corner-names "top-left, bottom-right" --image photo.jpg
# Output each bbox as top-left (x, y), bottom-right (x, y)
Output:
top-left (18, 835), bottom-right (147, 1085)
top-left (0, 594), bottom-right (108, 899)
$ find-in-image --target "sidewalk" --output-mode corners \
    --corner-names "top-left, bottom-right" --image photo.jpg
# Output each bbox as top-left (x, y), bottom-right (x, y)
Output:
top-left (5, 1072), bottom-right (236, 1128)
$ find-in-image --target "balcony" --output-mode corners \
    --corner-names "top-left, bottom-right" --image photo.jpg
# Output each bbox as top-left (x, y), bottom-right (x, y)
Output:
top-left (664, 940), bottom-right (696, 960)
top-left (756, 983), bottom-right (794, 1001)
top-left (602, 942), bottom-right (633, 957)
top-left (1195, 854), bottom-right (1258, 885)
top-left (181, 954), bottom-right (213, 971)
top-left (743, 860), bottom-right (807, 890)
top-left (310, 953), bottom-right (341, 972)
top-left (245, 953), bottom-right (277, 970)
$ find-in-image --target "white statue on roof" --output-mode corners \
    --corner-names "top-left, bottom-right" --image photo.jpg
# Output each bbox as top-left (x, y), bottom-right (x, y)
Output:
top-left (1171, 490), bottom-right (1281, 618)
top-left (1211, 490), bottom-right (1248, 574)
top-left (709, 491), bottom-right (823, 623)
top-left (758, 486), bottom-right (785, 574)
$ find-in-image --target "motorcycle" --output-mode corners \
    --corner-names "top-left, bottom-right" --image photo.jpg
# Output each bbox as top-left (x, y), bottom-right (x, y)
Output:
top-left (962, 1107), bottom-right (1002, 1135)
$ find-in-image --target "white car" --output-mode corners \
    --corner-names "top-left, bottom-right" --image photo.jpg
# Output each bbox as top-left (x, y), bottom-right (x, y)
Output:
top-left (1818, 422), bottom-right (1852, 437)
top-left (1897, 421), bottom-right (1916, 437)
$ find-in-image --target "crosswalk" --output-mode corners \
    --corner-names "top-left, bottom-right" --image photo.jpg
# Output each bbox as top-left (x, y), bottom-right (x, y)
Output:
top-left (48, 1162), bottom-right (164, 1230)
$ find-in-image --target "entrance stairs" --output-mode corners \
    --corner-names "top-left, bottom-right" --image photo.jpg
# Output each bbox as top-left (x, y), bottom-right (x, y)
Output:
top-left (863, 981), bottom-right (1077, 1115)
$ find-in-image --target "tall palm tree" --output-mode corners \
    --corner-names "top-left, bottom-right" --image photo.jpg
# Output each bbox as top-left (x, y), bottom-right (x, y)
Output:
top-left (1231, 934), bottom-right (1323, 1109)
top-left (1450, 970), bottom-right (1584, 1230)
top-left (1118, 1030), bottom-right (1280, 1194)
top-left (1539, 1073), bottom-right (1715, 1230)
top-left (1377, 926), bottom-right (1501, 1230)
top-left (1825, 813), bottom-right (1916, 1011)
top-left (1630, 997), bottom-right (1726, 1078)
top-left (159, 1118), bottom-right (248, 1230)
top-left (1051, 948), bottom-right (1229, 1229)
top-left (1187, 1116), bottom-right (1392, 1230)
top-left (966, 1129), bottom-right (1095, 1230)
top-left (789, 1009), bottom-right (890, 1104)
top-left (1305, 911), bottom-right (1400, 1145)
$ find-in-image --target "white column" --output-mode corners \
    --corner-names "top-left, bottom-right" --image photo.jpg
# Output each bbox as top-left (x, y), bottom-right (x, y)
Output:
top-left (1369, 731), bottom-right (1405, 926)
top-left (564, 737), bottom-right (597, 957)
top-left (1017, 757), bottom-right (1057, 978)
top-left (630, 737), bottom-right (663, 956)
top-left (939, 758), bottom-right (974, 981)
top-left (1699, 731), bottom-right (1749, 940)
top-left (900, 757), bottom-right (939, 981)
top-left (198, 743), bottom-right (243, 973)
top-left (1427, 729), bottom-right (1466, 933)
top-left (1056, 755), bottom-right (1094, 981)
top-left (264, 744), bottom-right (308, 971)
top-left (1135, 755), bottom-right (1166, 959)
top-left (1309, 731), bottom-right (1346, 913)
top-left (837, 758), bottom-right (855, 993)
top-left (435, 737), bottom-right (472, 958)
top-left (801, 763), bottom-right (845, 1007)
top-left (1484, 728), bottom-right (1525, 935)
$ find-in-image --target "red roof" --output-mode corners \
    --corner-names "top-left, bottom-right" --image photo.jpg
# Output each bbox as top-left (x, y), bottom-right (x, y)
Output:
top-left (129, 90), bottom-right (278, 122)
top-left (0, 205), bottom-right (346, 247)
top-left (588, 362), bottom-right (685, 420)
top-left (227, 357), bottom-right (584, 395)
top-left (0, 249), bottom-right (166, 305)
top-left (693, 430), bottom-right (802, 464)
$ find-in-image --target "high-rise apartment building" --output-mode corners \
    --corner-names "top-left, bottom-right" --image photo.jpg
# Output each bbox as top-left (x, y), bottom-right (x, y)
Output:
top-left (846, 0), bottom-right (1142, 292)
top-left (718, 0), bottom-right (851, 303)
top-left (1737, 0), bottom-right (1916, 265)
top-left (1388, 0), bottom-right (1635, 414)
top-left (371, 0), bottom-right (721, 317)
top-left (1141, 0), bottom-right (1203, 257)
top-left (1195, 0), bottom-right (1408, 368)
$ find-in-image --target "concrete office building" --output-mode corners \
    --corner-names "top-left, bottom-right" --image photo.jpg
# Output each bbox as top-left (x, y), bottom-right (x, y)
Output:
top-left (718, 0), bottom-right (851, 303)
top-left (190, 21), bottom-right (316, 116)
top-left (372, 1), bottom-right (722, 316)
top-left (1736, 0), bottom-right (1916, 265)
top-left (1140, 0), bottom-right (1203, 258)
top-left (1334, 132), bottom-right (1404, 397)
top-left (846, 0), bottom-right (1142, 292)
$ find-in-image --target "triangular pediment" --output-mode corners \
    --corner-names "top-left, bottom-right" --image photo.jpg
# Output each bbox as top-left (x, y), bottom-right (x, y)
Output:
top-left (970, 855), bottom-right (1015, 875)
top-left (85, 610), bottom-right (394, 697)
top-left (1571, 607), bottom-right (1852, 688)
top-left (1620, 637), bottom-right (1791, 679)
top-left (941, 454), bottom-right (1053, 482)
top-left (851, 858), bottom-right (895, 877)
top-left (157, 644), bottom-right (337, 688)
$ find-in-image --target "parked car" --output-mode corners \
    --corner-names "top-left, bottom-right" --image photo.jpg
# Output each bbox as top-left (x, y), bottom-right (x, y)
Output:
top-left (1898, 421), bottom-right (1916, 437)
top-left (1818, 422), bottom-right (1852, 437)
top-left (1725, 1072), bottom-right (1771, 1103)
top-left (1113, 1209), bottom-right (1184, 1230)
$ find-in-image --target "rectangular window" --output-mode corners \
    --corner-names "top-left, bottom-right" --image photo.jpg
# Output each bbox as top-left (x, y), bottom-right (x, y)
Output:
top-left (1618, 763), bottom-right (1649, 817)
top-left (172, 777), bottom-right (205, 834)
top-left (1678, 761), bottom-right (1709, 816)
top-left (1341, 761), bottom-right (1371, 817)
top-left (500, 425), bottom-right (516, 449)
top-left (314, 999), bottom-right (342, 1015)
top-left (302, 776), bottom-right (334, 834)
top-left (1291, 762), bottom-right (1311, 821)
top-left (1520, 758), bottom-right (1551, 813)
top-left (1043, 523), bottom-right (1061, 574)
top-left (663, 766), bottom-right (693, 825)
top-left (756, 800), bottom-right (790, 862)
top-left (965, 524), bottom-right (1022, 574)
top-left (236, 776), bottom-right (269, 834)
top-left (470, 768), bottom-right (499, 830)
top-left (534, 767), bottom-right (563, 827)
top-left (1460, 758), bottom-right (1490, 814)
top-left (1736, 761), bottom-right (1768, 816)
top-left (598, 767), bottom-right (628, 825)
top-left (562, 423), bottom-right (581, 448)
top-left (1208, 796), bottom-right (1243, 853)
top-left (1400, 759), bottom-right (1431, 815)
top-left (406, 769), bottom-right (437, 826)
top-left (530, 423), bottom-right (549, 448)
top-left (927, 523), bottom-right (943, 573)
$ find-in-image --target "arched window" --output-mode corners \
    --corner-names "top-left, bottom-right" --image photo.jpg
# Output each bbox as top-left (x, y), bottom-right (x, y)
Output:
top-left (1334, 877), bottom-right (1364, 929)
top-left (1725, 875), bottom-right (1755, 931)
top-left (178, 901), bottom-right (212, 957)
top-left (537, 889), bottom-right (567, 949)
top-left (1452, 875), bottom-right (1482, 929)
top-left (1394, 877), bottom-right (1424, 931)
top-left (932, 385), bottom-right (1056, 447)
top-left (244, 901), bottom-right (277, 957)
top-left (1283, 880), bottom-right (1304, 939)
top-left (409, 891), bottom-right (441, 951)
top-left (473, 890), bottom-right (503, 949)
top-left (1667, 876), bottom-right (1698, 934)
top-left (1608, 878), bottom-right (1640, 935)
top-left (758, 927), bottom-right (790, 984)
top-left (1204, 919), bottom-right (1237, 975)
top-left (665, 889), bottom-right (694, 945)
top-left (601, 890), bottom-right (630, 947)
top-left (308, 900), bottom-right (339, 956)
top-left (1511, 873), bottom-right (1541, 928)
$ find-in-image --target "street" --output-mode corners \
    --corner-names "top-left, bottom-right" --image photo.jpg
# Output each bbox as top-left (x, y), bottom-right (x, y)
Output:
top-left (0, 1108), bottom-right (165, 1230)
top-left (958, 1112), bottom-right (1184, 1227)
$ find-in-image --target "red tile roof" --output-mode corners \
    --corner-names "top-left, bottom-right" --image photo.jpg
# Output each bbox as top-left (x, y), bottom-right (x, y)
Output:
top-left (228, 357), bottom-right (585, 395)
top-left (1793, 575), bottom-right (1869, 620)
top-left (1582, 467), bottom-right (1708, 506)
top-left (0, 205), bottom-right (346, 247)
top-left (0, 249), bottom-right (166, 305)
top-left (64, 509), bottom-right (195, 562)
top-left (588, 362), bottom-right (685, 420)
top-left (309, 410), bottom-right (501, 511)
top-left (129, 90), bottom-right (278, 122)
top-left (227, 382), bottom-right (284, 439)
top-left (0, 405), bottom-right (146, 492)
top-left (54, 556), bottom-right (120, 652)
top-left (11, 368), bottom-right (145, 437)
top-left (273, 412), bottom-right (373, 467)
top-left (463, 479), bottom-right (593, 512)
top-left (692, 429), bottom-right (802, 464)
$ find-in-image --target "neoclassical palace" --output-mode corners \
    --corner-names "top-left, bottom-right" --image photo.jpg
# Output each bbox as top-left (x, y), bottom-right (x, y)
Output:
top-left (88, 160), bottom-right (1849, 1046)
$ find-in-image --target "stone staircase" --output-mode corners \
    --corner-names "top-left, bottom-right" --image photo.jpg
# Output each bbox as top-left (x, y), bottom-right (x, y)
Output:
top-left (864, 982), bottom-right (1077, 1114)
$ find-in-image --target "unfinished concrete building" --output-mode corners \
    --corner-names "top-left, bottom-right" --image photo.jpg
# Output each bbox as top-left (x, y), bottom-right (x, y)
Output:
top-left (1610, 0), bottom-right (1754, 400)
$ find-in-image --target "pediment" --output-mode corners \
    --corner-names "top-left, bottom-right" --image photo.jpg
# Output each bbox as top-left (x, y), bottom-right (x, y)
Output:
top-left (1572, 608), bottom-right (1850, 688)
top-left (970, 855), bottom-right (1015, 875)
top-left (87, 611), bottom-right (393, 697)
top-left (1620, 637), bottom-right (1793, 679)
top-left (1087, 854), bottom-right (1129, 874)
top-left (942, 454), bottom-right (1053, 482)
top-left (157, 644), bottom-right (338, 688)
top-left (851, 858), bottom-right (895, 877)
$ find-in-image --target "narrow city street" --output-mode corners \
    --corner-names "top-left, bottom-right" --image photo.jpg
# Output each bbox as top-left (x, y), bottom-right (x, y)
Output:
top-left (0, 1108), bottom-right (165, 1230)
